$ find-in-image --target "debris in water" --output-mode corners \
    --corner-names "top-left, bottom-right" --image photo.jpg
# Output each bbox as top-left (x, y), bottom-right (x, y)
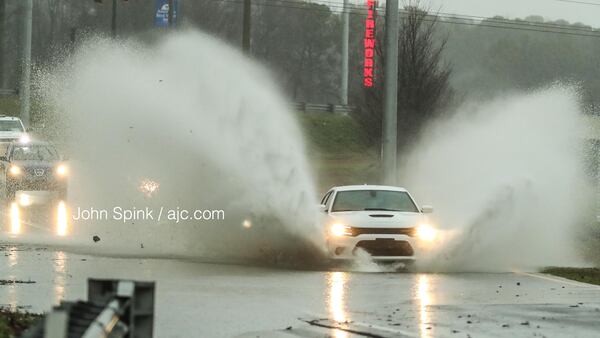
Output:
top-left (0, 279), bottom-right (36, 285)
top-left (92, 235), bottom-right (101, 243)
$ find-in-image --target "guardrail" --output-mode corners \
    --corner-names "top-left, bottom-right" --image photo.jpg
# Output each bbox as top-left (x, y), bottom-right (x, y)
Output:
top-left (292, 102), bottom-right (355, 116)
top-left (0, 88), bottom-right (17, 96)
top-left (21, 279), bottom-right (155, 338)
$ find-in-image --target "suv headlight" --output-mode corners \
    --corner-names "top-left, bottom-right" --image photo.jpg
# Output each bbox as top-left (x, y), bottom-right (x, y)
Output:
top-left (330, 223), bottom-right (352, 237)
top-left (9, 165), bottom-right (21, 176)
top-left (55, 164), bottom-right (68, 176)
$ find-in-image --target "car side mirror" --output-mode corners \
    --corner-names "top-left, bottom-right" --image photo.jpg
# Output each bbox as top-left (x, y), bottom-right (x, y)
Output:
top-left (421, 205), bottom-right (434, 214)
top-left (319, 204), bottom-right (328, 213)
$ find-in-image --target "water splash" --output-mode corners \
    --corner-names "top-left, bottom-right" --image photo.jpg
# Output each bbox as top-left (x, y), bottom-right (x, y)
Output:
top-left (41, 31), bottom-right (325, 266)
top-left (401, 86), bottom-right (591, 272)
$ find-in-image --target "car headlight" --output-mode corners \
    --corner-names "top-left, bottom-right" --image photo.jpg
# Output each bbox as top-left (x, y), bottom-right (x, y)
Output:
top-left (416, 224), bottom-right (437, 242)
top-left (19, 134), bottom-right (30, 144)
top-left (9, 165), bottom-right (21, 176)
top-left (55, 164), bottom-right (68, 176)
top-left (330, 223), bottom-right (352, 237)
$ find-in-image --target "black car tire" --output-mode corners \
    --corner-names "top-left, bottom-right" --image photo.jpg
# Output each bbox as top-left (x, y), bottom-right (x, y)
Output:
top-left (5, 188), bottom-right (14, 202)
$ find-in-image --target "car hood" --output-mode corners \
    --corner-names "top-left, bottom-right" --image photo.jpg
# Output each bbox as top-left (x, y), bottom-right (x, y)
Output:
top-left (328, 211), bottom-right (422, 228)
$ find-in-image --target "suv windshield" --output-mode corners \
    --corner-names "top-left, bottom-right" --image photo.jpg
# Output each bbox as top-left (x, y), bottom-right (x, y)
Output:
top-left (331, 190), bottom-right (419, 212)
top-left (12, 145), bottom-right (59, 161)
top-left (0, 120), bottom-right (24, 132)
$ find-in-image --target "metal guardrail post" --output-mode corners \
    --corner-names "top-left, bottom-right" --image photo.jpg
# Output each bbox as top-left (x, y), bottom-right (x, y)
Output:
top-left (20, 279), bottom-right (155, 338)
top-left (291, 102), bottom-right (355, 115)
top-left (0, 88), bottom-right (17, 96)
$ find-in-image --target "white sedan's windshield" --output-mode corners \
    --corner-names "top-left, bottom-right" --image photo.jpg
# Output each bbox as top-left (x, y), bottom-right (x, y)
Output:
top-left (331, 190), bottom-right (419, 212)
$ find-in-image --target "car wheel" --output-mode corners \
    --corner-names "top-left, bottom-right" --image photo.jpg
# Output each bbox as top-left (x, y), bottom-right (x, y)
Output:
top-left (5, 189), bottom-right (15, 202)
top-left (403, 261), bottom-right (417, 272)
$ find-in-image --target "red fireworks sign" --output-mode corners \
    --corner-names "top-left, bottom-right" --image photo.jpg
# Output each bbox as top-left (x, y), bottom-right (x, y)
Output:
top-left (363, 0), bottom-right (376, 87)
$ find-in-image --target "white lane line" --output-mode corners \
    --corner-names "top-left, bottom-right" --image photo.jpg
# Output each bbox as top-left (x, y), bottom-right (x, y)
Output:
top-left (516, 271), bottom-right (600, 289)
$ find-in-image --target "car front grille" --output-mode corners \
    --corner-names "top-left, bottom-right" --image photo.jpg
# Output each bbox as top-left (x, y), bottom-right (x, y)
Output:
top-left (354, 240), bottom-right (414, 257)
top-left (24, 167), bottom-right (52, 179)
top-left (348, 227), bottom-right (416, 237)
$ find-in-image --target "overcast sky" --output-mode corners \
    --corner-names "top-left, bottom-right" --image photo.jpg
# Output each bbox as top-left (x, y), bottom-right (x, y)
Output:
top-left (336, 0), bottom-right (600, 27)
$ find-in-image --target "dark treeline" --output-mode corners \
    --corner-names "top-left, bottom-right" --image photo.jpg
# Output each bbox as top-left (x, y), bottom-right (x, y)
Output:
top-left (1, 1), bottom-right (599, 115)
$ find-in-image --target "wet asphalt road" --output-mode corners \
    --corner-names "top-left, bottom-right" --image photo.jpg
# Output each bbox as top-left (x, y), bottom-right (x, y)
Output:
top-left (0, 244), bottom-right (599, 338)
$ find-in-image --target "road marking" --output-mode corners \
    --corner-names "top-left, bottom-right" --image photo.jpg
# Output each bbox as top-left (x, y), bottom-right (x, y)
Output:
top-left (516, 271), bottom-right (600, 289)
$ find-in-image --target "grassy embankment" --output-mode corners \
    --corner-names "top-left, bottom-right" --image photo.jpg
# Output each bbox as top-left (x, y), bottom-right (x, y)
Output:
top-left (542, 267), bottom-right (600, 286)
top-left (0, 98), bottom-right (18, 116)
top-left (0, 307), bottom-right (41, 338)
top-left (298, 112), bottom-right (380, 194)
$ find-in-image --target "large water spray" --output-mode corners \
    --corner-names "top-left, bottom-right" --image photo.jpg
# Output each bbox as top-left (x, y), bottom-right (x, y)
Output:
top-left (42, 31), bottom-right (325, 265)
top-left (401, 86), bottom-right (591, 272)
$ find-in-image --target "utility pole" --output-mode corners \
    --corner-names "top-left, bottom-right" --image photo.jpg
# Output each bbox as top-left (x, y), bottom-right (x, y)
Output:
top-left (0, 0), bottom-right (6, 88)
top-left (168, 0), bottom-right (174, 28)
top-left (111, 0), bottom-right (117, 38)
top-left (242, 0), bottom-right (251, 53)
top-left (340, 0), bottom-right (349, 105)
top-left (382, 0), bottom-right (399, 185)
top-left (20, 0), bottom-right (33, 127)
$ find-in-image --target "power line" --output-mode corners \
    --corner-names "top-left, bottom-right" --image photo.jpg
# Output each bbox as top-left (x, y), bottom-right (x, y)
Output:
top-left (254, 0), bottom-right (600, 33)
top-left (209, 0), bottom-right (600, 38)
top-left (553, 0), bottom-right (600, 6)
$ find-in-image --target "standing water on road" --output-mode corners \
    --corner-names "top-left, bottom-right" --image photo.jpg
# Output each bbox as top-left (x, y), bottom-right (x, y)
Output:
top-left (39, 31), bottom-right (325, 265)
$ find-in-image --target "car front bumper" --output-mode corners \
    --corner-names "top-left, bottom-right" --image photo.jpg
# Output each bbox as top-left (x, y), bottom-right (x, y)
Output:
top-left (327, 234), bottom-right (419, 261)
top-left (7, 178), bottom-right (67, 192)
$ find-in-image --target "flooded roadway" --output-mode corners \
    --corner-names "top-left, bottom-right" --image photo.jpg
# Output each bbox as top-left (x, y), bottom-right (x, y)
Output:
top-left (0, 244), bottom-right (599, 337)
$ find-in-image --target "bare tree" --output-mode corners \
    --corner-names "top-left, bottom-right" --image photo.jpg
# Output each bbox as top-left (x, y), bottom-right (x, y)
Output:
top-left (354, 1), bottom-right (453, 155)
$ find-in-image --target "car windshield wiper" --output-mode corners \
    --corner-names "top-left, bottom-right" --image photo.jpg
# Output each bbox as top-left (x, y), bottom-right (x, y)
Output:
top-left (363, 208), bottom-right (402, 211)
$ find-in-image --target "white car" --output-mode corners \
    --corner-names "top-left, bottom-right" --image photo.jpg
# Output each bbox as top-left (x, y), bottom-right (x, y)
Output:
top-left (0, 116), bottom-right (28, 143)
top-left (320, 185), bottom-right (437, 262)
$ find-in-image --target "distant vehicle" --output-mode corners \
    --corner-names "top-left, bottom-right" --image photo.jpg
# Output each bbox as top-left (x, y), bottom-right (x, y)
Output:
top-left (320, 185), bottom-right (437, 263)
top-left (0, 141), bottom-right (68, 201)
top-left (0, 116), bottom-right (28, 144)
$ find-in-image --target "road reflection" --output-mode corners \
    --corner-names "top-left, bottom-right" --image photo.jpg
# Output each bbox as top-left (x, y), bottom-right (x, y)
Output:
top-left (56, 201), bottom-right (68, 236)
top-left (5, 198), bottom-right (70, 236)
top-left (417, 274), bottom-right (433, 338)
top-left (7, 247), bottom-right (18, 309)
top-left (9, 202), bottom-right (21, 235)
top-left (326, 271), bottom-right (349, 338)
top-left (53, 251), bottom-right (67, 304)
